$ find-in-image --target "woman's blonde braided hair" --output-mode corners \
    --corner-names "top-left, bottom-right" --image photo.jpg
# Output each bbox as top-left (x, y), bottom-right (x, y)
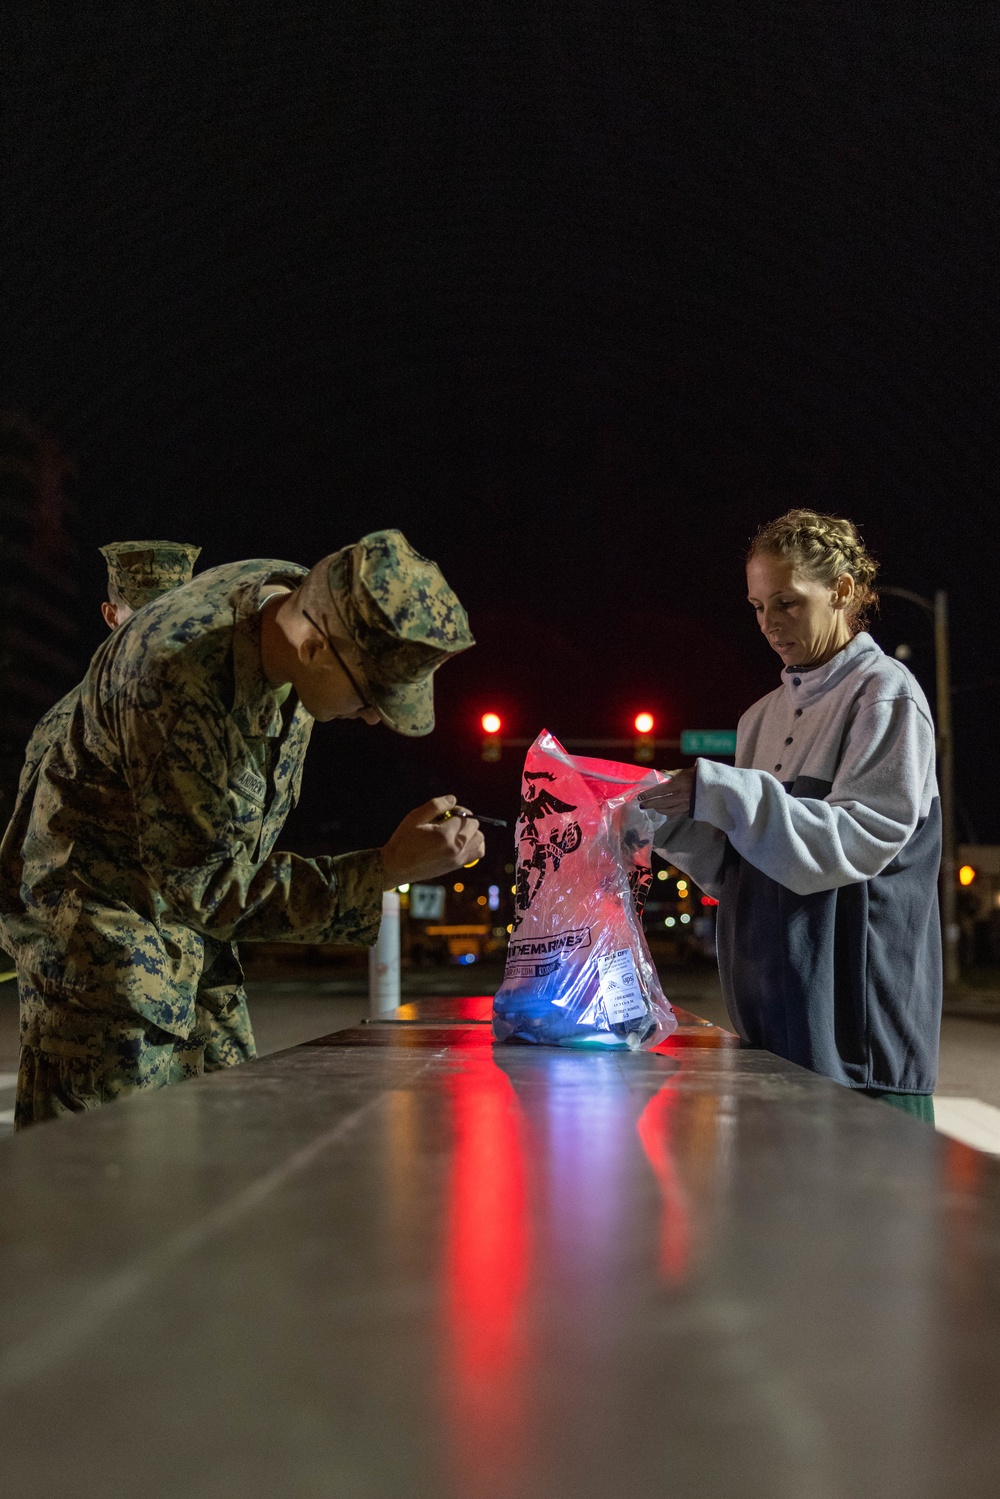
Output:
top-left (748, 509), bottom-right (879, 633)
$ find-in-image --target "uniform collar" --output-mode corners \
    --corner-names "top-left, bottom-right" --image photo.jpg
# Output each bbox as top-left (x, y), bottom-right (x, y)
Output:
top-left (229, 566), bottom-right (308, 737)
top-left (781, 631), bottom-right (881, 706)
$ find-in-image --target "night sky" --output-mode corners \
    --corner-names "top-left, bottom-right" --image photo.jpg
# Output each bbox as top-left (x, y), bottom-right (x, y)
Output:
top-left (3, 0), bottom-right (998, 862)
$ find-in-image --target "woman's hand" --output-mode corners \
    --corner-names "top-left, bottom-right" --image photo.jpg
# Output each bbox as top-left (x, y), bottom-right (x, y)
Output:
top-left (637, 769), bottom-right (696, 818)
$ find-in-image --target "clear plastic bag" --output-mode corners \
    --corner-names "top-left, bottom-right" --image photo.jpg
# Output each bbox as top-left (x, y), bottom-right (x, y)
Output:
top-left (493, 730), bottom-right (677, 1049)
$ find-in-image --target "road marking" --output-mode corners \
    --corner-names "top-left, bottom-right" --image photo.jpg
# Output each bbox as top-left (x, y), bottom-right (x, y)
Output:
top-left (934, 1097), bottom-right (1000, 1155)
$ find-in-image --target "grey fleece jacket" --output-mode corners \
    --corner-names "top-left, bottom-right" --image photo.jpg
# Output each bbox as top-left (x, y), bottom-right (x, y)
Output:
top-left (655, 632), bottom-right (942, 1093)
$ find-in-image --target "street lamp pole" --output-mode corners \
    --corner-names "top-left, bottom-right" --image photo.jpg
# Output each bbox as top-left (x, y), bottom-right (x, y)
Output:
top-left (881, 585), bottom-right (959, 987)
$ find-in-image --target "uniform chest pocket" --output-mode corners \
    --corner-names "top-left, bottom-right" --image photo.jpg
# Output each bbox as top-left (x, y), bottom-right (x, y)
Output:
top-left (227, 767), bottom-right (267, 851)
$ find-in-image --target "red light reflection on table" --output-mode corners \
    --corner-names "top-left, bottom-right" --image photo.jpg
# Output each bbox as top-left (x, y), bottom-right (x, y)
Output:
top-left (942, 1132), bottom-right (985, 1301)
top-left (440, 1057), bottom-right (533, 1497)
top-left (636, 1082), bottom-right (691, 1284)
top-left (393, 997), bottom-right (495, 1022)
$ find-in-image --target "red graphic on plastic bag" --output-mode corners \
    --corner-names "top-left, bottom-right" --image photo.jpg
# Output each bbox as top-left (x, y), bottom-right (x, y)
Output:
top-left (493, 731), bottom-right (676, 1049)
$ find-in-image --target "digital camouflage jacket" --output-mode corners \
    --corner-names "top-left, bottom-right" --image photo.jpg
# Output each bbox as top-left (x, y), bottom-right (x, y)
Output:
top-left (0, 560), bottom-right (383, 1037)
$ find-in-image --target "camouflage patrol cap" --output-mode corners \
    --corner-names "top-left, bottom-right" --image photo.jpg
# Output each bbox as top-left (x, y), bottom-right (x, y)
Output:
top-left (98, 540), bottom-right (201, 610)
top-left (297, 529), bottom-right (474, 736)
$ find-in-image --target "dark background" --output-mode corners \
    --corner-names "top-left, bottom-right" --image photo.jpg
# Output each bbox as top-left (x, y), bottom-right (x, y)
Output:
top-left (2, 0), bottom-right (998, 866)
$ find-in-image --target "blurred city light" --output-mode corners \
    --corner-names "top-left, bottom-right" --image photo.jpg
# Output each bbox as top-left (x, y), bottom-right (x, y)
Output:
top-left (959, 865), bottom-right (976, 886)
top-left (481, 712), bottom-right (502, 734)
top-left (634, 711), bottom-right (655, 735)
top-left (488, 884), bottom-right (500, 910)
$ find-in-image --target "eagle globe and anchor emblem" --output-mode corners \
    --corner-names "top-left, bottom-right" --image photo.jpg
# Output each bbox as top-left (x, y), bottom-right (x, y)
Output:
top-left (512, 771), bottom-right (583, 931)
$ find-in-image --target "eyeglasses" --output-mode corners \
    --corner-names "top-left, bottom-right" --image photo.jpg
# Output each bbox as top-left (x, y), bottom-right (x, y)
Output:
top-left (302, 608), bottom-right (373, 712)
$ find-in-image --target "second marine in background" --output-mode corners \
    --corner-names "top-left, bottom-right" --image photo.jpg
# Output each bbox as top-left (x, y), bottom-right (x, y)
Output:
top-left (0, 540), bottom-right (216, 1067)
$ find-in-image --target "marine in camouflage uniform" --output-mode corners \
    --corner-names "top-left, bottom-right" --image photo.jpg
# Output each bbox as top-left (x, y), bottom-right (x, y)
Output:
top-left (0, 530), bottom-right (473, 1126)
top-left (12, 540), bottom-right (202, 789)
top-left (0, 541), bottom-right (207, 1113)
top-left (0, 539), bottom-right (202, 903)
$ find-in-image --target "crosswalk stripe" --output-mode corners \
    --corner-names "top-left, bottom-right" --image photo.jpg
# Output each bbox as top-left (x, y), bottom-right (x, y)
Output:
top-left (934, 1097), bottom-right (1000, 1155)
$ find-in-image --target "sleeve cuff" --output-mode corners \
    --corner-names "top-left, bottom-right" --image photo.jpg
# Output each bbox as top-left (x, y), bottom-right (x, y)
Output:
top-left (691, 755), bottom-right (740, 830)
top-left (321, 848), bottom-right (385, 946)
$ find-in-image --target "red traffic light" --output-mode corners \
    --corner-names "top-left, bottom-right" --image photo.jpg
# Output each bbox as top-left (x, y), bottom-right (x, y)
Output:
top-left (481, 711), bottom-right (503, 761)
top-left (633, 711), bottom-right (655, 763)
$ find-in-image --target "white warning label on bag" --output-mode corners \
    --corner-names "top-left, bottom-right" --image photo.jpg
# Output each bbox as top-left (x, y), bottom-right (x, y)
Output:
top-left (598, 948), bottom-right (646, 1023)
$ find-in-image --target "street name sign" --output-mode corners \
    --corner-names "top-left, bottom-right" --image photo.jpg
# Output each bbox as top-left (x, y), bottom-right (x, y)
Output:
top-left (680, 730), bottom-right (737, 756)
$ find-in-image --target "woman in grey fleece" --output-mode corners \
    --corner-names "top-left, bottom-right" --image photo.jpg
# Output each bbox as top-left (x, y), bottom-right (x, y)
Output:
top-left (640, 510), bottom-right (940, 1121)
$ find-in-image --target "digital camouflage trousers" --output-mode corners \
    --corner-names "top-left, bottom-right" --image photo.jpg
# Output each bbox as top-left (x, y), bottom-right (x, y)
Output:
top-left (15, 964), bottom-right (257, 1129)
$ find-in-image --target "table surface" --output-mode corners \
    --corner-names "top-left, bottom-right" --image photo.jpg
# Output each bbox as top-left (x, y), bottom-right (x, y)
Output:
top-left (0, 994), bottom-right (996, 1498)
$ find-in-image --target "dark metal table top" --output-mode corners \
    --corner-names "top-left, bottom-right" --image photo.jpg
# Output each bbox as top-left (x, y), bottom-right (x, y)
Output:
top-left (0, 994), bottom-right (995, 1498)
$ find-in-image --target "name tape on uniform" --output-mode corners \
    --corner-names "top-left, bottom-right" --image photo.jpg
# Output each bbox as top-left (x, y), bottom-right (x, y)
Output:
top-left (230, 767), bottom-right (268, 806)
